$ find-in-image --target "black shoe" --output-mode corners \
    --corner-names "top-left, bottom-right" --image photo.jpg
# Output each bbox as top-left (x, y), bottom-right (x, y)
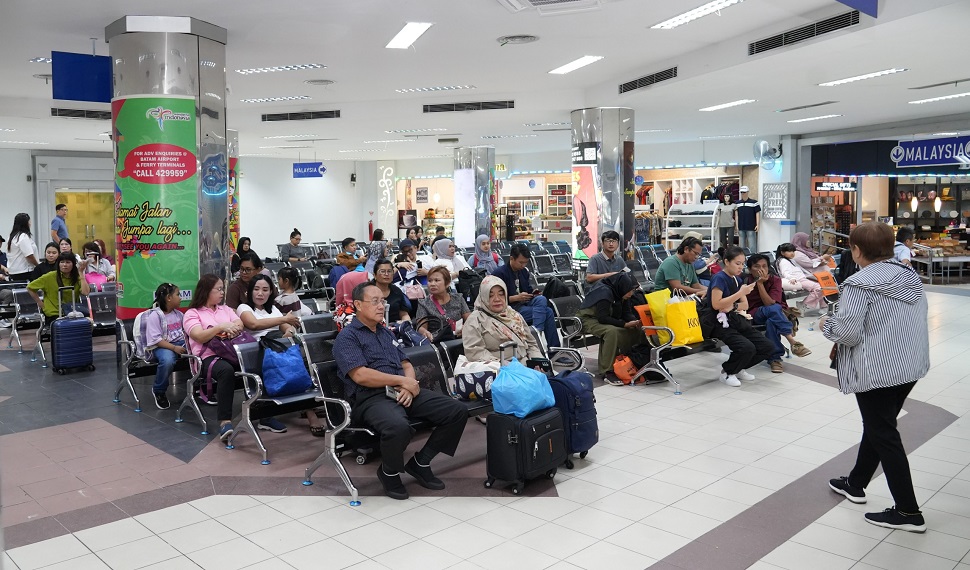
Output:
top-left (405, 456), bottom-right (445, 490)
top-left (865, 507), bottom-right (926, 533)
top-left (377, 465), bottom-right (409, 500)
top-left (829, 476), bottom-right (866, 504)
top-left (153, 392), bottom-right (171, 410)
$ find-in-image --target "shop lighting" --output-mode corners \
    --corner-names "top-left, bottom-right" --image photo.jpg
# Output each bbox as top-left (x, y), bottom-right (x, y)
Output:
top-left (0, 140), bottom-right (48, 145)
top-left (395, 85), bottom-right (475, 93)
top-left (935, 197), bottom-right (943, 213)
top-left (240, 96), bottom-right (311, 103)
top-left (634, 160), bottom-right (758, 169)
top-left (235, 64), bottom-right (325, 75)
top-left (911, 196), bottom-right (919, 212)
top-left (787, 114), bottom-right (843, 123)
top-left (699, 99), bottom-right (756, 112)
top-left (909, 92), bottom-right (970, 105)
top-left (481, 134), bottom-right (537, 139)
top-left (263, 134), bottom-right (319, 139)
top-left (548, 56), bottom-right (603, 75)
top-left (29, 57), bottom-right (52, 64)
top-left (385, 128), bottom-right (448, 133)
top-left (818, 68), bottom-right (907, 87)
top-left (651, 0), bottom-right (745, 30)
top-left (386, 22), bottom-right (433, 49)
top-left (362, 139), bottom-right (415, 144)
top-left (698, 134), bottom-right (756, 139)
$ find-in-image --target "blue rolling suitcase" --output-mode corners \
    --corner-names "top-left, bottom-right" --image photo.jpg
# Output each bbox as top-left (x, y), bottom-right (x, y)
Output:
top-left (548, 370), bottom-right (598, 469)
top-left (50, 288), bottom-right (94, 375)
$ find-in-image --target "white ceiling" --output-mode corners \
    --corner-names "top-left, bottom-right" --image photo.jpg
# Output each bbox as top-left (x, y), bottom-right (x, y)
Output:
top-left (1, 0), bottom-right (969, 161)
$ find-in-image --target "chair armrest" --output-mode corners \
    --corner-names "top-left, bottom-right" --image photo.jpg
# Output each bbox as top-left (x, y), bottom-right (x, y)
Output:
top-left (313, 395), bottom-right (352, 432)
top-left (554, 316), bottom-right (583, 343)
top-left (179, 353), bottom-right (203, 380)
top-left (641, 325), bottom-right (675, 350)
top-left (547, 347), bottom-right (584, 373)
top-left (234, 371), bottom-right (264, 399)
top-left (118, 339), bottom-right (137, 367)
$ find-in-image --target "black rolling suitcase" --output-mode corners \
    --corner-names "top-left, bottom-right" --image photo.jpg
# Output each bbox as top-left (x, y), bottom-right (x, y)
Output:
top-left (50, 287), bottom-right (94, 375)
top-left (484, 407), bottom-right (566, 495)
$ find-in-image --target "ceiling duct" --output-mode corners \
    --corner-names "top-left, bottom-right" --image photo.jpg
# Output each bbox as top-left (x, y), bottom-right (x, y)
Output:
top-left (618, 66), bottom-right (678, 95)
top-left (423, 101), bottom-right (514, 113)
top-left (261, 110), bottom-right (340, 122)
top-left (50, 108), bottom-right (111, 120)
top-left (495, 0), bottom-right (603, 16)
top-left (776, 101), bottom-right (838, 113)
top-left (748, 10), bottom-right (860, 56)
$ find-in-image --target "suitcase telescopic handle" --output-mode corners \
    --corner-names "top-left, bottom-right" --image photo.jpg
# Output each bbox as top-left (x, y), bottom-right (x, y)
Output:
top-left (498, 340), bottom-right (518, 366)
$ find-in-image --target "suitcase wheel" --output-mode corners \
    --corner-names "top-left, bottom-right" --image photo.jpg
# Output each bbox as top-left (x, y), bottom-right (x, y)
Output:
top-left (564, 458), bottom-right (574, 470)
top-left (355, 453), bottom-right (368, 465)
top-left (483, 477), bottom-right (494, 489)
top-left (579, 451), bottom-right (588, 459)
top-left (512, 483), bottom-right (524, 495)
top-left (88, 365), bottom-right (96, 371)
top-left (547, 469), bottom-right (557, 479)
top-left (57, 369), bottom-right (66, 375)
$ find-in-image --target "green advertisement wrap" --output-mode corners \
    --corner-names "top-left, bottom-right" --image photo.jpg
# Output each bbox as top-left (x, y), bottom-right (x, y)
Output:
top-left (112, 95), bottom-right (199, 318)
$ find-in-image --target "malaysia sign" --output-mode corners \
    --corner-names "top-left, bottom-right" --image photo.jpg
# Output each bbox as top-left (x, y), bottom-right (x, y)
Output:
top-left (293, 162), bottom-right (326, 178)
top-left (890, 136), bottom-right (970, 168)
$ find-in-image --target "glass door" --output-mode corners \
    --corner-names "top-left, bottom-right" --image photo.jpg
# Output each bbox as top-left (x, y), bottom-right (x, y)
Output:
top-left (55, 189), bottom-right (116, 259)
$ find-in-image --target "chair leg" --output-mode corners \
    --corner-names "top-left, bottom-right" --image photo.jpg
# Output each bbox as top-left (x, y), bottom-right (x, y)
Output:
top-left (630, 347), bottom-right (681, 394)
top-left (304, 432), bottom-right (360, 506)
top-left (227, 397), bottom-right (269, 465)
top-left (176, 374), bottom-right (208, 435)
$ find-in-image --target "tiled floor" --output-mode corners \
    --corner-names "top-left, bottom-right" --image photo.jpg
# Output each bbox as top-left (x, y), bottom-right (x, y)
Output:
top-left (2, 289), bottom-right (970, 569)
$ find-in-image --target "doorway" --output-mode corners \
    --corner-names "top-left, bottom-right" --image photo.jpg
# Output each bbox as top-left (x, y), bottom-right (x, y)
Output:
top-left (54, 189), bottom-right (116, 259)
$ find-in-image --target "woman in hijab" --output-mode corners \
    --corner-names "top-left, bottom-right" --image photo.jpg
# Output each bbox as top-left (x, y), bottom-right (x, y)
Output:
top-left (468, 235), bottom-right (503, 273)
top-left (430, 238), bottom-right (470, 280)
top-left (463, 275), bottom-right (543, 363)
top-left (577, 273), bottom-right (645, 376)
top-left (791, 232), bottom-right (834, 273)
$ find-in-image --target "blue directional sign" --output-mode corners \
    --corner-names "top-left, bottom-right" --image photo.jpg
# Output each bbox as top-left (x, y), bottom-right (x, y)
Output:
top-left (293, 162), bottom-right (326, 178)
top-left (836, 0), bottom-right (877, 18)
top-left (890, 136), bottom-right (970, 168)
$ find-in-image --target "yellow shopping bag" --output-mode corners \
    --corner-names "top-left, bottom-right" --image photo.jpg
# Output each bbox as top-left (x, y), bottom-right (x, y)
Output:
top-left (666, 299), bottom-right (704, 346)
top-left (644, 288), bottom-right (672, 344)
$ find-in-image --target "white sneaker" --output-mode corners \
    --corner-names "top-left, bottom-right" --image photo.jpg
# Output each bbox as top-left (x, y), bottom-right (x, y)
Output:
top-left (0, 319), bottom-right (10, 328)
top-left (737, 369), bottom-right (756, 382)
top-left (719, 371), bottom-right (741, 387)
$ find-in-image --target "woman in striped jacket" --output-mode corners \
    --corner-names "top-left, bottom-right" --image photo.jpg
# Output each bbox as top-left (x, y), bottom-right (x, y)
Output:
top-left (820, 222), bottom-right (929, 533)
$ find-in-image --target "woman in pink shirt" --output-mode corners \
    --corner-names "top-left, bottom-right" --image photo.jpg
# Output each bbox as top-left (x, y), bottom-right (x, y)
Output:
top-left (183, 274), bottom-right (244, 441)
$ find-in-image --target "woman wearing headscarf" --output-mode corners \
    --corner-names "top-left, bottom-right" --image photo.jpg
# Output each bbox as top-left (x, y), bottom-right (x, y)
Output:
top-left (467, 235), bottom-right (503, 273)
top-left (430, 238), bottom-right (470, 280)
top-left (463, 276), bottom-right (543, 363)
top-left (791, 232), bottom-right (834, 274)
top-left (577, 273), bottom-right (645, 376)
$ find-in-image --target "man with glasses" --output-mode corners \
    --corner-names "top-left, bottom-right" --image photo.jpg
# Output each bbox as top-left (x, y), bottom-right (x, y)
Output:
top-left (50, 204), bottom-right (69, 242)
top-left (334, 282), bottom-right (467, 500)
top-left (226, 254), bottom-right (266, 309)
top-left (653, 236), bottom-right (708, 297)
top-left (492, 244), bottom-right (561, 349)
top-left (585, 230), bottom-right (627, 288)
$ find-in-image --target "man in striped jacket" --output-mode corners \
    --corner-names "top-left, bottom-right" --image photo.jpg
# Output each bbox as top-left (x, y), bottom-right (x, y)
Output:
top-left (821, 222), bottom-right (930, 533)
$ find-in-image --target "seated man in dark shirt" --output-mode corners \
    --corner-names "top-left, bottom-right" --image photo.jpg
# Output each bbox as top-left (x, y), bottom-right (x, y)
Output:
top-left (490, 244), bottom-right (561, 349)
top-left (334, 282), bottom-right (467, 500)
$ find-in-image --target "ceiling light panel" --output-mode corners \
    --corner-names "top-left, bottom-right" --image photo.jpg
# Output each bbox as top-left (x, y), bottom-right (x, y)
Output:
top-left (339, 149), bottom-right (386, 153)
top-left (0, 128), bottom-right (16, 132)
top-left (524, 122), bottom-right (571, 127)
top-left (818, 68), bottom-right (907, 87)
top-left (386, 22), bottom-right (433, 49)
top-left (699, 99), bottom-right (756, 112)
top-left (787, 114), bottom-right (843, 123)
top-left (395, 85), bottom-right (476, 93)
top-left (385, 128), bottom-right (448, 133)
top-left (932, 132), bottom-right (960, 136)
top-left (635, 129), bottom-right (671, 133)
top-left (240, 96), bottom-right (312, 103)
top-left (235, 64), bottom-right (325, 75)
top-left (651, 0), bottom-right (745, 30)
top-left (549, 56), bottom-right (603, 75)
top-left (258, 145), bottom-right (312, 149)
top-left (362, 139), bottom-right (415, 144)
top-left (909, 92), bottom-right (970, 104)
top-left (0, 140), bottom-right (49, 144)
top-left (481, 134), bottom-right (538, 139)
top-left (699, 134), bottom-right (756, 139)
top-left (29, 57), bottom-right (52, 63)
top-left (263, 134), bottom-right (319, 139)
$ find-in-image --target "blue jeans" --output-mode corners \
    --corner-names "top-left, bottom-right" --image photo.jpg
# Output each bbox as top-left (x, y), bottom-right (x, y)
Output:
top-left (739, 230), bottom-right (758, 252)
top-left (515, 295), bottom-right (561, 348)
top-left (752, 304), bottom-right (791, 362)
top-left (152, 339), bottom-right (185, 394)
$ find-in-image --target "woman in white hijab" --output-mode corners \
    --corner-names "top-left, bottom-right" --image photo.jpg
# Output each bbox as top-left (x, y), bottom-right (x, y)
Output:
top-left (431, 238), bottom-right (470, 280)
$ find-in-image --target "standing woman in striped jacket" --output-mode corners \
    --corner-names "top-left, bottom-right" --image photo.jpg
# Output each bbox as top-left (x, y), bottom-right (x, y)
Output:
top-left (820, 222), bottom-right (930, 533)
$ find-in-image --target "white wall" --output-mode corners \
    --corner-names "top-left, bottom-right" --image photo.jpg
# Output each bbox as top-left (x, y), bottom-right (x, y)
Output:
top-left (0, 149), bottom-right (38, 224)
top-left (238, 158), bottom-right (366, 251)
top-left (758, 135), bottom-right (797, 252)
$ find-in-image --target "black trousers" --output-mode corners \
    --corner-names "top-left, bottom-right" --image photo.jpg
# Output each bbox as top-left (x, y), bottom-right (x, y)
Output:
top-left (201, 356), bottom-right (240, 422)
top-left (848, 381), bottom-right (919, 513)
top-left (705, 312), bottom-right (777, 375)
top-left (353, 389), bottom-right (467, 474)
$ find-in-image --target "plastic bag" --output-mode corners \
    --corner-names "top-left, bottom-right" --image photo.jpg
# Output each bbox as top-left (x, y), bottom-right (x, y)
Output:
top-left (491, 358), bottom-right (555, 418)
top-left (452, 355), bottom-right (499, 401)
top-left (666, 298), bottom-right (704, 346)
top-left (645, 288), bottom-right (672, 343)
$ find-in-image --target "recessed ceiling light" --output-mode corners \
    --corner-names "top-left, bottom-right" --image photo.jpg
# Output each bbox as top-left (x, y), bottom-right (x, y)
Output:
top-left (699, 134), bottom-right (756, 140)
top-left (651, 0), bottom-right (745, 30)
top-left (818, 68), bottom-right (907, 87)
top-left (787, 114), bottom-right (843, 123)
top-left (386, 22), bottom-right (433, 49)
top-left (98, 131), bottom-right (110, 137)
top-left (524, 122), bottom-right (571, 127)
top-left (338, 149), bottom-right (386, 153)
top-left (549, 56), bottom-right (603, 75)
top-left (239, 153), bottom-right (277, 157)
top-left (0, 128), bottom-right (17, 132)
top-left (699, 99), bottom-right (756, 112)
top-left (362, 139), bottom-right (415, 144)
top-left (635, 129), bottom-right (672, 133)
top-left (909, 92), bottom-right (970, 105)
top-left (932, 132), bottom-right (961, 136)
top-left (304, 79), bottom-right (335, 86)
top-left (385, 128), bottom-right (448, 133)
top-left (416, 155), bottom-right (452, 158)
top-left (235, 64), bottom-right (325, 75)
top-left (29, 57), bottom-right (52, 64)
top-left (395, 85), bottom-right (476, 94)
top-left (258, 145), bottom-right (312, 149)
top-left (481, 134), bottom-right (538, 139)
top-left (263, 134), bottom-right (319, 139)
top-left (0, 140), bottom-right (49, 145)
top-left (240, 96), bottom-right (312, 103)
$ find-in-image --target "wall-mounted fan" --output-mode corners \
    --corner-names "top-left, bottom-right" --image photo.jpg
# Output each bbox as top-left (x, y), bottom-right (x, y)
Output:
top-left (753, 140), bottom-right (782, 170)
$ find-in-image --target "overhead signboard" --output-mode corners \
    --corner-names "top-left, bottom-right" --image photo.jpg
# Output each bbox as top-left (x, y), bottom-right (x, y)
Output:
top-left (293, 162), bottom-right (326, 178)
top-left (836, 0), bottom-right (877, 18)
top-left (816, 181), bottom-right (857, 191)
top-left (890, 136), bottom-right (970, 168)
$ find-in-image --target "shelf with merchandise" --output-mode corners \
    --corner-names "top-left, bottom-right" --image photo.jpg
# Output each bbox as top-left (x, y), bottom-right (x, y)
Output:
top-left (663, 204), bottom-right (718, 249)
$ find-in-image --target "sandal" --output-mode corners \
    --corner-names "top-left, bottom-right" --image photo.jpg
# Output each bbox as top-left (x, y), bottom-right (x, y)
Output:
top-left (310, 425), bottom-right (326, 437)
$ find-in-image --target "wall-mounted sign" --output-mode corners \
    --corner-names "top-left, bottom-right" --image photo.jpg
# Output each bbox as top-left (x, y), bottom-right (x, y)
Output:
top-left (762, 183), bottom-right (789, 219)
top-left (890, 136), bottom-right (970, 168)
top-left (496, 163), bottom-right (507, 172)
top-left (416, 186), bottom-right (429, 203)
top-left (571, 142), bottom-right (599, 165)
top-left (816, 182), bottom-right (857, 191)
top-left (634, 175), bottom-right (644, 185)
top-left (292, 162), bottom-right (326, 178)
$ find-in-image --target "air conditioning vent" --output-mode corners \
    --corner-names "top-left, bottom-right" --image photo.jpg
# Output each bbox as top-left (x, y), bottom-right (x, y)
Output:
top-left (261, 110), bottom-right (340, 122)
top-left (619, 66), bottom-right (678, 95)
top-left (748, 11), bottom-right (860, 56)
top-left (496, 0), bottom-right (602, 15)
top-left (423, 101), bottom-right (514, 113)
top-left (50, 108), bottom-right (111, 120)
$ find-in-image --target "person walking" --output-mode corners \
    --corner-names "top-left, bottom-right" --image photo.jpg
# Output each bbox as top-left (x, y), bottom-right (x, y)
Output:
top-left (50, 203), bottom-right (69, 242)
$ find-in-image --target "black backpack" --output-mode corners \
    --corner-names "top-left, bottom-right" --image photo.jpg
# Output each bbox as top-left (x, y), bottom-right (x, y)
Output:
top-left (456, 268), bottom-right (486, 306)
top-left (541, 277), bottom-right (570, 300)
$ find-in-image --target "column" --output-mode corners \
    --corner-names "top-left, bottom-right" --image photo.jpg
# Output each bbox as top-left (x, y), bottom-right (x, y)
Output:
top-left (228, 129), bottom-right (239, 257)
top-left (106, 16), bottom-right (228, 318)
top-left (570, 107), bottom-right (635, 258)
top-left (454, 146), bottom-right (496, 246)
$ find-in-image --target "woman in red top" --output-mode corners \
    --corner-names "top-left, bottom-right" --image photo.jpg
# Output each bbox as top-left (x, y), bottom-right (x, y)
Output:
top-left (745, 254), bottom-right (811, 374)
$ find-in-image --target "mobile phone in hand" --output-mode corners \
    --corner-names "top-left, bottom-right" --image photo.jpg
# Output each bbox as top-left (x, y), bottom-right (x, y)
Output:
top-left (386, 386), bottom-right (401, 400)
top-left (622, 266), bottom-right (631, 273)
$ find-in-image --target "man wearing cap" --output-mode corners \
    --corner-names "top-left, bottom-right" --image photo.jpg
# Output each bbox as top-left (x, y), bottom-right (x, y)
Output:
top-left (684, 231), bottom-right (717, 286)
top-left (736, 187), bottom-right (761, 252)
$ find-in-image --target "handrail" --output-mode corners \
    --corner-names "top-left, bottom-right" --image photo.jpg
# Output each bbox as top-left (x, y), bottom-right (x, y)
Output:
top-left (816, 229), bottom-right (850, 253)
